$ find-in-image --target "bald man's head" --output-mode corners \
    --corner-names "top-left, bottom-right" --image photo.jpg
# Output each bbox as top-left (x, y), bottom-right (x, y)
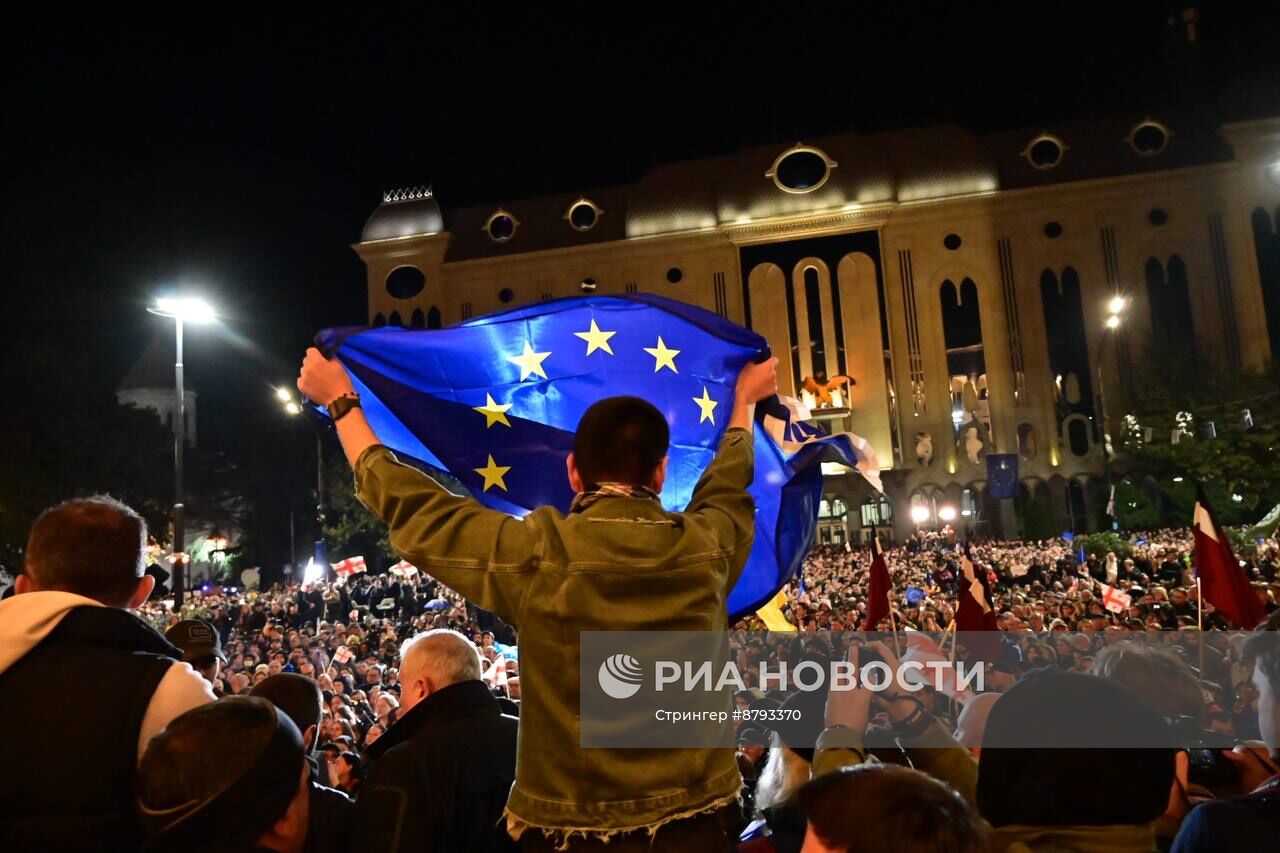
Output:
top-left (398, 629), bottom-right (483, 714)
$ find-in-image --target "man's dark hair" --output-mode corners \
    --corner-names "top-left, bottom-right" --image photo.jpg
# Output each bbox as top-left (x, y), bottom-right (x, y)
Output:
top-left (251, 673), bottom-right (324, 749)
top-left (1242, 608), bottom-right (1280, 695)
top-left (24, 495), bottom-right (146, 605)
top-left (800, 764), bottom-right (989, 853)
top-left (572, 396), bottom-right (669, 487)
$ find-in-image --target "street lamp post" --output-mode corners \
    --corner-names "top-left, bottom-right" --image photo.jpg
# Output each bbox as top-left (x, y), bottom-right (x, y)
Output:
top-left (1095, 296), bottom-right (1127, 530)
top-left (276, 388), bottom-right (327, 567)
top-left (148, 296), bottom-right (216, 610)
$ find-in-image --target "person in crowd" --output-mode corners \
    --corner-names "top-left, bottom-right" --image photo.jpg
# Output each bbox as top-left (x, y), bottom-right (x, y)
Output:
top-left (165, 618), bottom-right (228, 688)
top-left (1174, 609), bottom-right (1280, 851)
top-left (978, 670), bottom-right (1176, 852)
top-left (252, 673), bottom-right (352, 853)
top-left (354, 628), bottom-right (519, 853)
top-left (333, 752), bottom-right (364, 797)
top-left (0, 497), bottom-right (216, 852)
top-left (796, 764), bottom-right (989, 853)
top-left (137, 696), bottom-right (311, 853)
top-left (298, 346), bottom-right (778, 849)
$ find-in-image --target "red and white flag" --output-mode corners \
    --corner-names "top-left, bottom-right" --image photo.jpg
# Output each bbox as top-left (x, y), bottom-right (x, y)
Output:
top-left (1099, 583), bottom-right (1131, 614)
top-left (389, 560), bottom-right (418, 578)
top-left (861, 536), bottom-right (891, 631)
top-left (1193, 490), bottom-right (1265, 628)
top-left (331, 556), bottom-right (367, 578)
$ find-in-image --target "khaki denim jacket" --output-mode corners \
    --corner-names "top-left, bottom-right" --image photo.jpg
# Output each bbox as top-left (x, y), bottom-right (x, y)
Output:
top-left (353, 428), bottom-right (756, 837)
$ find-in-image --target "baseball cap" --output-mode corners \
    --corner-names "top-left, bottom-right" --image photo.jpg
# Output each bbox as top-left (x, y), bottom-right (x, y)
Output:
top-left (164, 620), bottom-right (226, 663)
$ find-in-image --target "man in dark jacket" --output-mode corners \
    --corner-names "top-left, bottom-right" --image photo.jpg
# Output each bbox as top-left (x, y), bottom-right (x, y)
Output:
top-left (354, 628), bottom-right (518, 853)
top-left (252, 673), bottom-right (353, 853)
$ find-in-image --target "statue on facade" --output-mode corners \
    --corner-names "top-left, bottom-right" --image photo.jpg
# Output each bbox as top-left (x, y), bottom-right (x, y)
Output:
top-left (802, 370), bottom-right (855, 407)
top-left (915, 431), bottom-right (934, 466)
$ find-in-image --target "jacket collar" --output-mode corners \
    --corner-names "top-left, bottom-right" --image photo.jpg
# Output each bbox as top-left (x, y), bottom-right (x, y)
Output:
top-left (365, 679), bottom-right (501, 761)
top-left (569, 482), bottom-right (661, 514)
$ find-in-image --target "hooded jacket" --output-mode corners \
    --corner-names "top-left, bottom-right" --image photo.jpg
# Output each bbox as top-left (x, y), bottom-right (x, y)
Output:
top-left (353, 428), bottom-right (756, 840)
top-left (0, 591), bottom-right (216, 852)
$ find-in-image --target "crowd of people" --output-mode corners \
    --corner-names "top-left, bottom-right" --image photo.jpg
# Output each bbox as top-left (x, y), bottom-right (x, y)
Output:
top-left (2, 353), bottom-right (1278, 852)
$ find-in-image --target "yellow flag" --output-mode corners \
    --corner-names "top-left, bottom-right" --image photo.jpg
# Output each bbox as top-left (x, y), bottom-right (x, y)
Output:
top-left (755, 587), bottom-right (797, 632)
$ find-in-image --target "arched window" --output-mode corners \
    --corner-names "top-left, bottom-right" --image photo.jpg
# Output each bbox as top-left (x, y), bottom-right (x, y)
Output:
top-left (427, 306), bottom-right (442, 329)
top-left (819, 499), bottom-right (832, 519)
top-left (388, 311), bottom-right (403, 327)
top-left (1040, 267), bottom-right (1094, 419)
top-left (1067, 418), bottom-right (1090, 456)
top-left (803, 266), bottom-right (826, 373)
top-left (410, 308), bottom-right (425, 328)
top-left (940, 278), bottom-right (988, 437)
top-left (1144, 255), bottom-right (1196, 346)
top-left (1250, 208), bottom-right (1280, 356)
top-left (372, 313), bottom-right (386, 327)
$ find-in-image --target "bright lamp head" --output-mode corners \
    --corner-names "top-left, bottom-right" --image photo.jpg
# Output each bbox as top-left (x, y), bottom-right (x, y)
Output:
top-left (938, 506), bottom-right (958, 522)
top-left (1107, 296), bottom-right (1126, 315)
top-left (152, 296), bottom-right (217, 324)
top-left (910, 506), bottom-right (931, 524)
top-left (275, 387), bottom-right (293, 403)
top-left (1105, 315), bottom-right (1121, 329)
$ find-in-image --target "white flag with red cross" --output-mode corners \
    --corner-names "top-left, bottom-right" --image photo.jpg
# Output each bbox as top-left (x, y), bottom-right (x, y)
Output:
top-left (389, 560), bottom-right (418, 578)
top-left (331, 556), bottom-right (367, 578)
top-left (1099, 583), bottom-right (1132, 614)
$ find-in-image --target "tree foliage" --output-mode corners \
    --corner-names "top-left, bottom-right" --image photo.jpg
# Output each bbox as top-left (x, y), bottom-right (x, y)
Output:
top-left (1118, 347), bottom-right (1280, 525)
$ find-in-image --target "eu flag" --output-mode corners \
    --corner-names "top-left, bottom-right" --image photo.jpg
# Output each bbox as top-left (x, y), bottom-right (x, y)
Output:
top-left (317, 294), bottom-right (879, 619)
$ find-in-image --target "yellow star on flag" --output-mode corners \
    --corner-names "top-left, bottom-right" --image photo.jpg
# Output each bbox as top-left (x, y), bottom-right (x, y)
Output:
top-left (472, 393), bottom-right (513, 428)
top-left (507, 341), bottom-right (551, 381)
top-left (573, 319), bottom-right (616, 356)
top-left (692, 386), bottom-right (718, 424)
top-left (473, 455), bottom-right (511, 492)
top-left (643, 336), bottom-right (681, 373)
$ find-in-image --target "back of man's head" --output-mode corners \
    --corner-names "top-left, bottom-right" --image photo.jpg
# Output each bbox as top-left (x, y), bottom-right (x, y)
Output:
top-left (251, 673), bottom-right (324, 752)
top-left (138, 697), bottom-right (307, 853)
top-left (800, 764), bottom-right (989, 853)
top-left (572, 396), bottom-right (669, 487)
top-left (978, 669), bottom-right (1175, 829)
top-left (398, 629), bottom-right (482, 713)
top-left (23, 496), bottom-right (147, 606)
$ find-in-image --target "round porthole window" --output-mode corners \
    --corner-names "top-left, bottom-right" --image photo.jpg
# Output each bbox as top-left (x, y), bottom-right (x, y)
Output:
top-left (498, 288), bottom-right (514, 303)
top-left (385, 266), bottom-right (426, 300)
top-left (1044, 221), bottom-right (1063, 239)
top-left (766, 143), bottom-right (838, 193)
top-left (566, 198), bottom-right (603, 232)
top-left (579, 278), bottom-right (597, 293)
top-left (1127, 119), bottom-right (1171, 156)
top-left (943, 233), bottom-right (962, 251)
top-left (1148, 208), bottom-right (1168, 227)
top-left (666, 267), bottom-right (683, 284)
top-left (1022, 132), bottom-right (1067, 170)
top-left (484, 209), bottom-right (520, 242)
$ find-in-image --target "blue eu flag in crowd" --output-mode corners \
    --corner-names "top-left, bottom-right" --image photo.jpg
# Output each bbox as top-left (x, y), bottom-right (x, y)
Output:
top-left (317, 294), bottom-right (879, 619)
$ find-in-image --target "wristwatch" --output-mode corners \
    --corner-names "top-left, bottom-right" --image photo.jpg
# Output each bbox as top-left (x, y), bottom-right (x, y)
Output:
top-left (327, 393), bottom-right (362, 422)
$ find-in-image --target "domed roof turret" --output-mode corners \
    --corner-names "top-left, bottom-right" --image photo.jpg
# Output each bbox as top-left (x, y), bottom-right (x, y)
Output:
top-left (360, 187), bottom-right (444, 242)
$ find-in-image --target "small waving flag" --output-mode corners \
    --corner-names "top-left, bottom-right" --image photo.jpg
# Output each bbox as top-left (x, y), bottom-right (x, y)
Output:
top-left (1099, 583), bottom-right (1132, 614)
top-left (1194, 488), bottom-right (1265, 628)
top-left (317, 294), bottom-right (880, 620)
top-left (388, 560), bottom-right (418, 578)
top-left (332, 555), bottom-right (367, 578)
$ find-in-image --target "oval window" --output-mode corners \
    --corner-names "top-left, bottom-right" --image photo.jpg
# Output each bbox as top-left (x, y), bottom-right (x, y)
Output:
top-left (1148, 208), bottom-right (1168, 226)
top-left (498, 288), bottom-right (514, 304)
top-left (1024, 133), bottom-right (1066, 170)
top-left (1129, 121), bottom-right (1170, 156)
top-left (385, 266), bottom-right (425, 300)
top-left (666, 267), bottom-right (683, 284)
top-left (567, 199), bottom-right (602, 231)
top-left (1067, 418), bottom-right (1090, 456)
top-left (1044, 221), bottom-right (1063, 238)
top-left (943, 233), bottom-right (962, 251)
top-left (484, 209), bottom-right (520, 242)
top-left (767, 144), bottom-right (836, 193)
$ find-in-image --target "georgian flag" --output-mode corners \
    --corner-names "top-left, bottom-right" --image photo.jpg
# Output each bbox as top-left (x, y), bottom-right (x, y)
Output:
top-left (389, 560), bottom-right (418, 578)
top-left (1099, 583), bottom-right (1131, 614)
top-left (332, 556), bottom-right (367, 578)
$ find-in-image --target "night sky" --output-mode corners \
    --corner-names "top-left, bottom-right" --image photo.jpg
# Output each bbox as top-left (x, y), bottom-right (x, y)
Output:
top-left (3, 4), bottom-right (1278, 561)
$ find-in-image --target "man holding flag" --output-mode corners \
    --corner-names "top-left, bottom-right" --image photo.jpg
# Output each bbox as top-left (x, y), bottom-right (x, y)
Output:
top-left (299, 343), bottom-right (778, 849)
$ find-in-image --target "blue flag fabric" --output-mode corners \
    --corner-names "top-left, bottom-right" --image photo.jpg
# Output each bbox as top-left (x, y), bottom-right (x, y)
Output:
top-left (317, 294), bottom-right (878, 620)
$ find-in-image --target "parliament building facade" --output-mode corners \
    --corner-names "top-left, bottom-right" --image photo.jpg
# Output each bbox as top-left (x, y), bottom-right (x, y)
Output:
top-left (351, 111), bottom-right (1280, 544)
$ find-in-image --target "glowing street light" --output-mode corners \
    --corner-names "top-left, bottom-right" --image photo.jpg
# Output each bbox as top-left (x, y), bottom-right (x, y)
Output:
top-left (910, 505), bottom-right (931, 524)
top-left (275, 386), bottom-right (293, 403)
top-left (938, 505), bottom-right (958, 522)
top-left (275, 386), bottom-right (327, 568)
top-left (147, 295), bottom-right (218, 610)
top-left (1107, 295), bottom-right (1127, 316)
top-left (1105, 314), bottom-right (1121, 329)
